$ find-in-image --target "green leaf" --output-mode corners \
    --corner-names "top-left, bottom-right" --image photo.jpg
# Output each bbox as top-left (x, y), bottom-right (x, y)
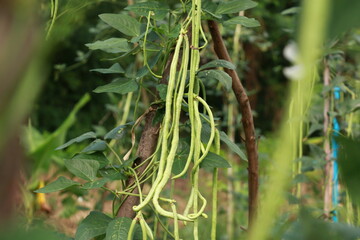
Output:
top-left (91, 63), bottom-right (125, 74)
top-left (75, 211), bottom-right (112, 240)
top-left (99, 14), bottom-right (141, 37)
top-left (156, 84), bottom-right (168, 101)
top-left (82, 178), bottom-right (110, 190)
top-left (65, 158), bottom-right (100, 181)
top-left (327, 0), bottom-right (360, 39)
top-left (135, 51), bottom-right (162, 78)
top-left (35, 176), bottom-right (80, 193)
top-left (94, 79), bottom-right (138, 95)
top-left (121, 157), bottom-right (138, 169)
top-left (172, 154), bottom-right (187, 176)
top-left (201, 152), bottom-right (231, 168)
top-left (105, 217), bottom-right (132, 240)
top-left (99, 169), bottom-right (127, 180)
top-left (292, 174), bottom-right (309, 184)
top-left (202, 1), bottom-right (222, 19)
top-left (198, 59), bottom-right (236, 71)
top-left (82, 139), bottom-right (107, 153)
top-left (197, 70), bottom-right (232, 91)
top-left (281, 7), bottom-right (300, 15)
top-left (56, 132), bottom-right (97, 150)
top-left (125, 2), bottom-right (169, 20)
top-left (223, 16), bottom-right (260, 28)
top-left (104, 122), bottom-right (134, 140)
top-left (338, 137), bottom-right (360, 203)
top-left (73, 153), bottom-right (109, 168)
top-left (220, 131), bottom-right (248, 161)
top-left (216, 0), bottom-right (258, 15)
top-left (86, 38), bottom-right (130, 54)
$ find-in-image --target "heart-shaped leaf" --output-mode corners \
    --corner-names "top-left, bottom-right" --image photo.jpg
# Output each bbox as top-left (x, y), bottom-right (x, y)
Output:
top-left (75, 211), bottom-right (112, 240)
top-left (65, 158), bottom-right (100, 181)
top-left (99, 14), bottom-right (141, 37)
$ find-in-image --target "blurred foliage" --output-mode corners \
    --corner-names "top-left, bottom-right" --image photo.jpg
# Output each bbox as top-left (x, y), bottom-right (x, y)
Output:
top-left (9, 0), bottom-right (360, 239)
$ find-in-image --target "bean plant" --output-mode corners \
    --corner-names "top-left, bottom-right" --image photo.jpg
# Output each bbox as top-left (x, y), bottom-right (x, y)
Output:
top-left (36, 0), bottom-right (257, 239)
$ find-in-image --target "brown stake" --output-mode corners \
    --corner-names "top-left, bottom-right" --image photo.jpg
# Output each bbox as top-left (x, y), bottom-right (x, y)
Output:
top-left (323, 59), bottom-right (333, 218)
top-left (208, 20), bottom-right (259, 226)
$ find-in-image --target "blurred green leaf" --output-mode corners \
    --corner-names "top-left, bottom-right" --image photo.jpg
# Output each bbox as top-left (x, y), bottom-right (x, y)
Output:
top-left (56, 132), bottom-right (97, 150)
top-left (283, 209), bottom-right (360, 240)
top-left (26, 94), bottom-right (90, 174)
top-left (223, 16), bottom-right (260, 28)
top-left (34, 176), bottom-right (80, 193)
top-left (215, 0), bottom-right (257, 15)
top-left (338, 136), bottom-right (360, 203)
top-left (125, 2), bottom-right (169, 20)
top-left (327, 0), bottom-right (360, 39)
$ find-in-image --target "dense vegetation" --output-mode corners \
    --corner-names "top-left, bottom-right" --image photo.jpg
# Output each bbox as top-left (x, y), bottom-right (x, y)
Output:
top-left (1, 0), bottom-right (360, 239)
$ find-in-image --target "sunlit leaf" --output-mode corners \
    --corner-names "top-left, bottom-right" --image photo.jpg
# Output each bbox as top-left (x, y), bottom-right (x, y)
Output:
top-left (86, 38), bottom-right (130, 54)
top-left (99, 14), bottom-right (141, 36)
top-left (65, 158), bottom-right (100, 181)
